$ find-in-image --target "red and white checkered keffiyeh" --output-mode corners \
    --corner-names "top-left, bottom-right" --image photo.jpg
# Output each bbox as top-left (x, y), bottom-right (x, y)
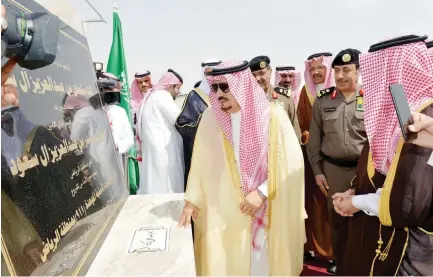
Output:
top-left (304, 55), bottom-right (334, 97)
top-left (206, 61), bottom-right (270, 251)
top-left (274, 69), bottom-right (302, 107)
top-left (360, 40), bottom-right (433, 174)
top-left (142, 72), bottom-right (182, 105)
top-left (131, 74), bottom-right (152, 113)
top-left (136, 71), bottom-right (182, 142)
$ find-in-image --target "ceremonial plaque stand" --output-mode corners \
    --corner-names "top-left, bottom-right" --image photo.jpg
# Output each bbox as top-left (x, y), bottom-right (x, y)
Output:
top-left (85, 193), bottom-right (196, 276)
top-left (1, 0), bottom-right (128, 276)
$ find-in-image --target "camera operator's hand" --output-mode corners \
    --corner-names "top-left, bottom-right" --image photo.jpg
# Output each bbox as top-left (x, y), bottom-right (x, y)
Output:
top-left (408, 112), bottom-right (433, 150)
top-left (2, 59), bottom-right (19, 107)
top-left (1, 5), bottom-right (6, 33)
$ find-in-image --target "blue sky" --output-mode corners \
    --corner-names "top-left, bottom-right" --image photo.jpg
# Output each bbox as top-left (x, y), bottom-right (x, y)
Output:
top-left (66, 0), bottom-right (433, 92)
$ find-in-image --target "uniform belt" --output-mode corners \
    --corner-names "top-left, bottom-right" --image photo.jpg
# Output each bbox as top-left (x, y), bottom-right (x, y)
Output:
top-left (321, 153), bottom-right (358, 168)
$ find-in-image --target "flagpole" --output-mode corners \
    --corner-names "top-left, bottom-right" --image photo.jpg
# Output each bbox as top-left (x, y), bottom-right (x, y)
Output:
top-left (112, 1), bottom-right (129, 191)
top-left (106, 2), bottom-right (138, 194)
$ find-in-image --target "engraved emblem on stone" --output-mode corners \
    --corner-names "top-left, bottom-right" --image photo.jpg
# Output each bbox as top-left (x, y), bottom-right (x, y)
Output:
top-left (128, 227), bottom-right (170, 253)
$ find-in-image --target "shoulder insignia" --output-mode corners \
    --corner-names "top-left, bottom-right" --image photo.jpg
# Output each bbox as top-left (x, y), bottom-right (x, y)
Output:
top-left (356, 96), bottom-right (364, 111)
top-left (317, 86), bottom-right (335, 99)
top-left (274, 87), bottom-right (290, 98)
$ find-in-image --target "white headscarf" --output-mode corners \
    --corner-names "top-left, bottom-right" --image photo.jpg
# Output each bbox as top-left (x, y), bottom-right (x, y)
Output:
top-left (198, 58), bottom-right (221, 94)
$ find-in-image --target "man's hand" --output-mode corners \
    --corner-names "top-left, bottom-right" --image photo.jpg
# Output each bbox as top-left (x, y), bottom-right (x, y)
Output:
top-left (408, 112), bottom-right (433, 150)
top-left (240, 189), bottom-right (265, 215)
top-left (332, 189), bottom-right (355, 216)
top-left (315, 174), bottom-right (329, 196)
top-left (178, 201), bottom-right (198, 228)
top-left (338, 195), bottom-right (360, 216)
top-left (332, 188), bottom-right (355, 200)
top-left (1, 4), bottom-right (6, 33)
top-left (301, 130), bottom-right (310, 145)
top-left (2, 59), bottom-right (19, 108)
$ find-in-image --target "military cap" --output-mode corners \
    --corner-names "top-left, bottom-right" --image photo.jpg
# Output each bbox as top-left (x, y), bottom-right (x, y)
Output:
top-left (331, 48), bottom-right (361, 68)
top-left (249, 55), bottom-right (270, 72)
top-left (307, 52), bottom-right (332, 60)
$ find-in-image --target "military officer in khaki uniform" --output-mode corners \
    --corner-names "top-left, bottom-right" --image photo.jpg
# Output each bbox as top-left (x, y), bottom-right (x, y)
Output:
top-left (307, 48), bottom-right (367, 273)
top-left (249, 55), bottom-right (301, 140)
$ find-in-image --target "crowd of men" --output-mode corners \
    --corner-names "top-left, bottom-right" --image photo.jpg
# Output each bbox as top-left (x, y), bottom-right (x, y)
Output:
top-left (124, 34), bottom-right (433, 276)
top-left (1, 2), bottom-right (432, 275)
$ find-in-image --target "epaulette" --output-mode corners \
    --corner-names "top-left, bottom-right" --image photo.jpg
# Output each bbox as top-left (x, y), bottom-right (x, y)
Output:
top-left (317, 86), bottom-right (335, 98)
top-left (274, 87), bottom-right (291, 98)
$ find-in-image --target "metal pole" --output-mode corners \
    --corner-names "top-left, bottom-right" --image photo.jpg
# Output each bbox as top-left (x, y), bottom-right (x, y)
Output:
top-left (83, 0), bottom-right (107, 23)
top-left (124, 154), bottom-right (130, 192)
top-left (80, 0), bottom-right (107, 37)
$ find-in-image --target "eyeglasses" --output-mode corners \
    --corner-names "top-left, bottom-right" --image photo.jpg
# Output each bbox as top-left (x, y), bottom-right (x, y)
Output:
top-left (211, 83), bottom-right (229, 93)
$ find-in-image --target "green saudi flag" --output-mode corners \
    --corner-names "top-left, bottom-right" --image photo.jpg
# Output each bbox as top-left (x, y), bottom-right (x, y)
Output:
top-left (106, 9), bottom-right (139, 195)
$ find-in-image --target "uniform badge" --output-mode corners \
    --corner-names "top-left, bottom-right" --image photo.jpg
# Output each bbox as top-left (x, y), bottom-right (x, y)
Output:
top-left (260, 61), bottom-right (266, 69)
top-left (356, 96), bottom-right (364, 111)
top-left (342, 53), bottom-right (351, 63)
top-left (331, 90), bottom-right (337, 99)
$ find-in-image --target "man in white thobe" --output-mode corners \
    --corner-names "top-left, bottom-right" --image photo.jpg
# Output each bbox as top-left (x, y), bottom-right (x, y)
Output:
top-left (137, 69), bottom-right (185, 194)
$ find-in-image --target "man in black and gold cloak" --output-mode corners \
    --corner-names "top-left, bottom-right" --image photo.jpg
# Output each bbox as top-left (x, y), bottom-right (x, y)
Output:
top-left (333, 35), bottom-right (433, 276)
top-left (175, 59), bottom-right (221, 189)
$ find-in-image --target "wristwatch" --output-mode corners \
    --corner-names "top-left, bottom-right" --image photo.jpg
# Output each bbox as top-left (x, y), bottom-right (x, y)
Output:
top-left (257, 189), bottom-right (267, 200)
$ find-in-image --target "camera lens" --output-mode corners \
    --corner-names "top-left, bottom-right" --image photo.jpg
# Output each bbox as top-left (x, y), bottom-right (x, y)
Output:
top-left (103, 92), bottom-right (116, 104)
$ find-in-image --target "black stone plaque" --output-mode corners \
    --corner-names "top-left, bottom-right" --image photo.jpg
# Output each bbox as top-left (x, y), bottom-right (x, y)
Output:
top-left (1, 0), bottom-right (127, 276)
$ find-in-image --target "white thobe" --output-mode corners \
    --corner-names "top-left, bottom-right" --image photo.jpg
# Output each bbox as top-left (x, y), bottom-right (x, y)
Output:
top-left (230, 111), bottom-right (269, 276)
top-left (316, 83), bottom-right (325, 92)
top-left (70, 106), bottom-right (115, 181)
top-left (106, 105), bottom-right (134, 155)
top-left (70, 106), bottom-right (123, 198)
top-left (105, 105), bottom-right (134, 171)
top-left (137, 90), bottom-right (184, 195)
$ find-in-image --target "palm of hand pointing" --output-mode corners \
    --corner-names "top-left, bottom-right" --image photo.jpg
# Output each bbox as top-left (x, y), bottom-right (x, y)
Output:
top-left (178, 201), bottom-right (199, 228)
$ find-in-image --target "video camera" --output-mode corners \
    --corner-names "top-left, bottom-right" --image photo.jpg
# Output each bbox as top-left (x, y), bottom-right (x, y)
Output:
top-left (89, 70), bottom-right (121, 110)
top-left (1, 1), bottom-right (60, 70)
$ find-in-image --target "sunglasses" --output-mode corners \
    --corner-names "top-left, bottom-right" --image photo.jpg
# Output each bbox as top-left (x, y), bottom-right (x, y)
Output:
top-left (211, 83), bottom-right (229, 93)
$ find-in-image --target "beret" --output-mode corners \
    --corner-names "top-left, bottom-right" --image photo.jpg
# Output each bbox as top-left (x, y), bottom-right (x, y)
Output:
top-left (249, 55), bottom-right (270, 72)
top-left (332, 48), bottom-right (361, 68)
